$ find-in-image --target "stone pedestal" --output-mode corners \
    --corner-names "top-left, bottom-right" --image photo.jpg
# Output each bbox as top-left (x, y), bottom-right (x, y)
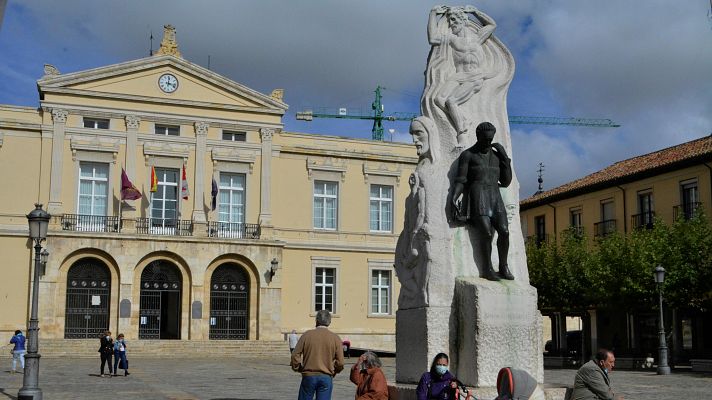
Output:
top-left (454, 277), bottom-right (544, 388)
top-left (395, 306), bottom-right (453, 384)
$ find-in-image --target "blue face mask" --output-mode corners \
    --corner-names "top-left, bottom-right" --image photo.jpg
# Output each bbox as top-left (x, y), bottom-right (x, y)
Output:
top-left (435, 365), bottom-right (448, 375)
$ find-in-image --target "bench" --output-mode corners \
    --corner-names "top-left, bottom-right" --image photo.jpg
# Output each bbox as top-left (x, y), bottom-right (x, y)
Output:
top-left (691, 359), bottom-right (712, 372)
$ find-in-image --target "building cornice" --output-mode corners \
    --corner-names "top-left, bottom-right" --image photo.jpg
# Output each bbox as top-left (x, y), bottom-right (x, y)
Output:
top-left (40, 87), bottom-right (285, 116)
top-left (37, 55), bottom-right (288, 111)
top-left (39, 102), bottom-right (283, 130)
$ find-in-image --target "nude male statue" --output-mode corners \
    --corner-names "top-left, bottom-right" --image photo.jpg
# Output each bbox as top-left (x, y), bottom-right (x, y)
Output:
top-left (452, 122), bottom-right (513, 281)
top-left (428, 5), bottom-right (497, 137)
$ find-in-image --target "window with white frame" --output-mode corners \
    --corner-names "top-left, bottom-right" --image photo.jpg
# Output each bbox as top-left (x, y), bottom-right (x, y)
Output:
top-left (78, 162), bottom-right (109, 216)
top-left (371, 269), bottom-right (391, 314)
top-left (314, 267), bottom-right (335, 312)
top-left (222, 130), bottom-right (246, 142)
top-left (369, 184), bottom-right (393, 232)
top-left (155, 124), bottom-right (180, 136)
top-left (313, 181), bottom-right (338, 230)
top-left (151, 168), bottom-right (179, 226)
top-left (83, 118), bottom-right (109, 129)
top-left (218, 173), bottom-right (245, 225)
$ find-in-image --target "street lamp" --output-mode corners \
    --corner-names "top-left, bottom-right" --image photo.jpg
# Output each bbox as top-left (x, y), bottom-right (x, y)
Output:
top-left (654, 265), bottom-right (671, 375)
top-left (269, 258), bottom-right (279, 282)
top-left (19, 203), bottom-right (51, 400)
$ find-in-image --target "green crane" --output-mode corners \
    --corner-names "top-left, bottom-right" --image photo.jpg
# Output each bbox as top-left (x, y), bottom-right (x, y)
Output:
top-left (296, 86), bottom-right (620, 141)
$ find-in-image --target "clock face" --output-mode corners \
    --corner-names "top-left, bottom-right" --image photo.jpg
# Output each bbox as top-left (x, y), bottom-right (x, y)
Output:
top-left (158, 73), bottom-right (179, 93)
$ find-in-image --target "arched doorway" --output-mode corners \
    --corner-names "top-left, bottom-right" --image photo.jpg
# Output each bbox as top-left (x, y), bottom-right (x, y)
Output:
top-left (139, 260), bottom-right (182, 339)
top-left (64, 258), bottom-right (111, 339)
top-left (209, 263), bottom-right (249, 339)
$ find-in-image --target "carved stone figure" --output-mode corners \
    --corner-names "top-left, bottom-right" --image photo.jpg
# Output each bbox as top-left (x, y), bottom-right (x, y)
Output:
top-left (452, 122), bottom-right (513, 281)
top-left (428, 5), bottom-right (497, 138)
top-left (395, 172), bottom-right (429, 308)
top-left (409, 116), bottom-right (439, 162)
top-left (156, 25), bottom-right (182, 58)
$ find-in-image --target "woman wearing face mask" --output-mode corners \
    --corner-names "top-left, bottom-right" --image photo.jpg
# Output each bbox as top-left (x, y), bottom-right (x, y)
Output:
top-left (349, 351), bottom-right (389, 400)
top-left (98, 330), bottom-right (114, 377)
top-left (416, 353), bottom-right (458, 400)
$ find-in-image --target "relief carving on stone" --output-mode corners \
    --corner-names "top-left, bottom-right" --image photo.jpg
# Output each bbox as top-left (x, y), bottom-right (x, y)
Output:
top-left (422, 5), bottom-right (514, 148)
top-left (194, 121), bottom-right (209, 136)
top-left (259, 128), bottom-right (275, 141)
top-left (125, 115), bottom-right (141, 130)
top-left (43, 64), bottom-right (60, 77)
top-left (394, 171), bottom-right (430, 308)
top-left (51, 109), bottom-right (69, 124)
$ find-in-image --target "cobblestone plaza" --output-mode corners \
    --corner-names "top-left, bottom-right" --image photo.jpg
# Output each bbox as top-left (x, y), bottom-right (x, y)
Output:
top-left (1, 356), bottom-right (709, 399)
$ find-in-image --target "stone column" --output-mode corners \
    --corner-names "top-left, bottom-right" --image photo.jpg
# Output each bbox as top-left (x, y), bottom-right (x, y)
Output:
top-left (258, 128), bottom-right (275, 227)
top-left (47, 109), bottom-right (68, 214)
top-left (192, 122), bottom-right (208, 223)
top-left (122, 115), bottom-right (141, 232)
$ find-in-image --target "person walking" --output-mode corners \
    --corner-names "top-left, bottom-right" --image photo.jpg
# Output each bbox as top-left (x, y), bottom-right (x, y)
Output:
top-left (571, 349), bottom-right (623, 400)
top-left (290, 310), bottom-right (344, 400)
top-left (349, 351), bottom-right (389, 400)
top-left (289, 329), bottom-right (299, 353)
top-left (98, 330), bottom-right (114, 377)
top-left (9, 330), bottom-right (26, 374)
top-left (112, 333), bottom-right (130, 376)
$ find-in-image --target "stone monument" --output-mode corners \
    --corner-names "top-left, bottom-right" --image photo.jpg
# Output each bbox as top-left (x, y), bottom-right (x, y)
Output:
top-left (394, 5), bottom-right (543, 392)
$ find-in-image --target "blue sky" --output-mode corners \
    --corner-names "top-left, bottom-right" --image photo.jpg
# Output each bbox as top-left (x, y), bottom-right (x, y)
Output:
top-left (1, 1), bottom-right (711, 197)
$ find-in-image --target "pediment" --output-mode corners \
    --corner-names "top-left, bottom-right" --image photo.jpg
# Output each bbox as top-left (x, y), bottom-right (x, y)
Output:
top-left (38, 55), bottom-right (287, 113)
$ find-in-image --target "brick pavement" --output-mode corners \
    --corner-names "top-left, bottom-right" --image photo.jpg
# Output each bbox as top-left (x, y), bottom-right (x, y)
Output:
top-left (0, 356), bottom-right (709, 399)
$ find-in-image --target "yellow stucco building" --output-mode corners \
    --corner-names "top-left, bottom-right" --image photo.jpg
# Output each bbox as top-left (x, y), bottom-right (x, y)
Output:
top-left (0, 26), bottom-right (415, 351)
top-left (520, 135), bottom-right (712, 363)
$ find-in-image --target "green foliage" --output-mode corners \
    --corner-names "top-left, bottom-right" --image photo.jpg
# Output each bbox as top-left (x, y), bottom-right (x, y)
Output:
top-left (526, 213), bottom-right (712, 313)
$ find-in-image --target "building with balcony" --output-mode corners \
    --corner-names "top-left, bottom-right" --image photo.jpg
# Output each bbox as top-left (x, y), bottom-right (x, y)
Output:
top-left (0, 27), bottom-right (416, 351)
top-left (520, 135), bottom-right (712, 363)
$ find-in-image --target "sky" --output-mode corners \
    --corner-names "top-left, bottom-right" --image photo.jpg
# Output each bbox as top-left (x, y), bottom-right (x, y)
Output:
top-left (1, 0), bottom-right (711, 198)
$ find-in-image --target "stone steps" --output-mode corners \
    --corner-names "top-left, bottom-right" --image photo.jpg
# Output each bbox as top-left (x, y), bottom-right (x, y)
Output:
top-left (1, 339), bottom-right (290, 358)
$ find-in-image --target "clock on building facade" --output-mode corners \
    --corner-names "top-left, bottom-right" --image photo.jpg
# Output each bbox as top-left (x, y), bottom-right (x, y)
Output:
top-left (158, 73), bottom-right (179, 93)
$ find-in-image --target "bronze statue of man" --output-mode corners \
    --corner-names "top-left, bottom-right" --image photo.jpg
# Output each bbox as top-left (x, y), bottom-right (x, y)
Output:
top-left (452, 122), bottom-right (513, 281)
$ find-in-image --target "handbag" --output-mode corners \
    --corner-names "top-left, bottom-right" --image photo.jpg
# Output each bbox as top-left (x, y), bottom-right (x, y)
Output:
top-left (119, 357), bottom-right (129, 369)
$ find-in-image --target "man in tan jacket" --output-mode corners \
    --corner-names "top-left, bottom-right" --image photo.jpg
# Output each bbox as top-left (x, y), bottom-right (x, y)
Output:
top-left (291, 310), bottom-right (345, 400)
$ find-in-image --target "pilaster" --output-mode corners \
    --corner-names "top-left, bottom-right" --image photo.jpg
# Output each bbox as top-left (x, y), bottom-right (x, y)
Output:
top-left (258, 128), bottom-right (276, 227)
top-left (122, 115), bottom-right (141, 222)
top-left (47, 108), bottom-right (68, 214)
top-left (192, 122), bottom-right (208, 223)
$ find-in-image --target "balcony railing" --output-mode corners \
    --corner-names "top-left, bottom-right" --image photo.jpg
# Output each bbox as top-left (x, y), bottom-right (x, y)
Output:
top-left (673, 202), bottom-right (702, 221)
top-left (61, 214), bottom-right (120, 233)
top-left (207, 221), bottom-right (261, 239)
top-left (136, 218), bottom-right (193, 236)
top-left (594, 219), bottom-right (616, 237)
top-left (631, 211), bottom-right (655, 230)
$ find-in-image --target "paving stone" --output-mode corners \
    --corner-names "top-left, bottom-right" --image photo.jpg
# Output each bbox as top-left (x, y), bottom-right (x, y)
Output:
top-left (0, 356), bottom-right (709, 399)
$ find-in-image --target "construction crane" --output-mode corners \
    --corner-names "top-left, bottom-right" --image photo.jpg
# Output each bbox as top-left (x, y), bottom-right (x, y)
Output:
top-left (296, 86), bottom-right (620, 141)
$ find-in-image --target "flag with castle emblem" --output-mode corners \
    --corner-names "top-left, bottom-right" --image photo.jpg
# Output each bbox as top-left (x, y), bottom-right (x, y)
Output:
top-left (181, 165), bottom-right (189, 200)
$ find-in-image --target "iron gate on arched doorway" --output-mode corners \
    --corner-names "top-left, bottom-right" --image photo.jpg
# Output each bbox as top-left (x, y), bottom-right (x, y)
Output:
top-left (139, 260), bottom-right (182, 339)
top-left (64, 258), bottom-right (111, 339)
top-left (209, 263), bottom-right (249, 339)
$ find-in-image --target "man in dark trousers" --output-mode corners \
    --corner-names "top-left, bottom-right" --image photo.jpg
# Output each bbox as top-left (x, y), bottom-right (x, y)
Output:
top-left (571, 349), bottom-right (623, 400)
top-left (290, 310), bottom-right (344, 400)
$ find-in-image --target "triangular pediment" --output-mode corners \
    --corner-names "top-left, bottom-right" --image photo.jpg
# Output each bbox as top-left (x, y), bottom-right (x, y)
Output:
top-left (37, 55), bottom-right (287, 113)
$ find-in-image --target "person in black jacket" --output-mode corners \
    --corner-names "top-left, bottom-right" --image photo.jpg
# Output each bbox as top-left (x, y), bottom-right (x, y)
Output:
top-left (98, 330), bottom-right (114, 377)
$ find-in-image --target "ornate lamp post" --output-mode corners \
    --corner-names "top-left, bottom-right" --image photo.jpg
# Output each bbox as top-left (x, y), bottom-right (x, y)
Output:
top-left (654, 265), bottom-right (671, 375)
top-left (19, 204), bottom-right (51, 400)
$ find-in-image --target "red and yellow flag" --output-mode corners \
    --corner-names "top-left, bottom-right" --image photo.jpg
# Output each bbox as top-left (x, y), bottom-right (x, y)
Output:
top-left (150, 166), bottom-right (158, 192)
